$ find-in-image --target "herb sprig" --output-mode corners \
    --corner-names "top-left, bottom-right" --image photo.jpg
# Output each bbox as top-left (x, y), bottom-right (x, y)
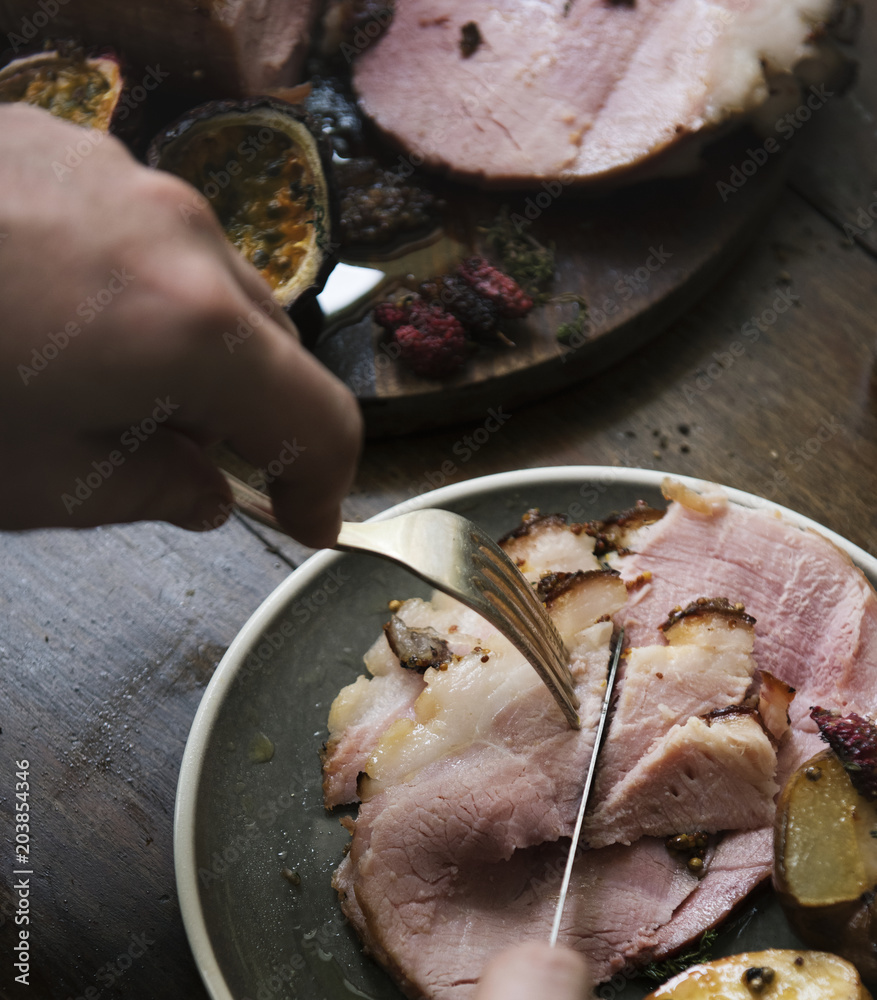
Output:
top-left (639, 929), bottom-right (720, 984)
top-left (480, 206), bottom-right (556, 305)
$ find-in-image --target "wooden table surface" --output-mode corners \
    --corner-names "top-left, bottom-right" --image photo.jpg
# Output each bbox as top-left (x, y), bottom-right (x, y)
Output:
top-left (3, 20), bottom-right (877, 1000)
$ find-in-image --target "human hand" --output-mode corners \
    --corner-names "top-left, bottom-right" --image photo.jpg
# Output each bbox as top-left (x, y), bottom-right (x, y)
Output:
top-left (0, 104), bottom-right (361, 547)
top-left (475, 943), bottom-right (593, 1000)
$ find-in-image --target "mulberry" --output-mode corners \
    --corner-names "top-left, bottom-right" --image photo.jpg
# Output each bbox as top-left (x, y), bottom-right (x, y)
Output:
top-left (457, 256), bottom-right (534, 318)
top-left (373, 300), bottom-right (410, 333)
top-left (419, 274), bottom-right (498, 338)
top-left (811, 706), bottom-right (877, 800)
top-left (393, 304), bottom-right (467, 378)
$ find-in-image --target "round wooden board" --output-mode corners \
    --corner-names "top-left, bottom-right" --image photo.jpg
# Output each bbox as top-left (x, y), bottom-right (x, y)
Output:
top-left (312, 132), bottom-right (787, 437)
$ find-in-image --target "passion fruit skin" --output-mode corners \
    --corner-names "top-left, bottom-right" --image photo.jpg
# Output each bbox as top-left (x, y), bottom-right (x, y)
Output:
top-left (0, 46), bottom-right (124, 131)
top-left (147, 97), bottom-right (338, 311)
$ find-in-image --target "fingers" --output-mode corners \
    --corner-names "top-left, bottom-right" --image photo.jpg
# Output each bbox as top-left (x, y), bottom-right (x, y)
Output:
top-left (219, 241), bottom-right (301, 340)
top-left (114, 179), bottom-right (360, 547)
top-left (475, 944), bottom-right (592, 1000)
top-left (224, 334), bottom-right (363, 548)
top-left (0, 114), bottom-right (360, 542)
top-left (174, 296), bottom-right (363, 548)
top-left (0, 427), bottom-right (233, 532)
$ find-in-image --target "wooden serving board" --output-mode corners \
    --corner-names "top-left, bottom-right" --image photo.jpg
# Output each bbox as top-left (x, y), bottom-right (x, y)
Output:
top-left (313, 130), bottom-right (788, 437)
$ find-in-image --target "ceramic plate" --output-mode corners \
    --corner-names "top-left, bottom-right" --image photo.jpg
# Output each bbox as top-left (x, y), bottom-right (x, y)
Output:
top-left (175, 467), bottom-right (877, 1000)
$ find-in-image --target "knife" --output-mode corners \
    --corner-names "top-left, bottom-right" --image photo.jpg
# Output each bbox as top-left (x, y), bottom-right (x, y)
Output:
top-left (549, 627), bottom-right (625, 946)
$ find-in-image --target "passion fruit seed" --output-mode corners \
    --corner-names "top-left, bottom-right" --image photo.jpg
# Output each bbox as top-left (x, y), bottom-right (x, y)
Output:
top-left (805, 766), bottom-right (822, 781)
top-left (687, 857), bottom-right (704, 873)
top-left (147, 99), bottom-right (335, 308)
top-left (0, 50), bottom-right (122, 131)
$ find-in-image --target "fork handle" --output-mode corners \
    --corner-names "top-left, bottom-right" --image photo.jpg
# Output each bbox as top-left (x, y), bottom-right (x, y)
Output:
top-left (223, 473), bottom-right (284, 534)
top-left (222, 471), bottom-right (382, 553)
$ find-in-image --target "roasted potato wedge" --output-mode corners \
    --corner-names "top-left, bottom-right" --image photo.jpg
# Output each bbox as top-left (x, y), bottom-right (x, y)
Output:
top-left (644, 948), bottom-right (872, 999)
top-left (774, 750), bottom-right (877, 980)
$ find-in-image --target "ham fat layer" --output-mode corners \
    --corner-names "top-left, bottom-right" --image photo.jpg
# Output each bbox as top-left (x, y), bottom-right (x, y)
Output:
top-left (353, 0), bottom-right (837, 186)
top-left (324, 497), bottom-right (877, 996)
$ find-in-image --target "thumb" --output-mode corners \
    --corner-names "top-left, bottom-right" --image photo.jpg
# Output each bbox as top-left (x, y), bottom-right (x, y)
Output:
top-left (475, 943), bottom-right (592, 1000)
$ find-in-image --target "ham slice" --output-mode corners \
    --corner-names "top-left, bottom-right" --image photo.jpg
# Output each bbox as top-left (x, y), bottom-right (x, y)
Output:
top-left (500, 511), bottom-right (601, 581)
top-left (352, 0), bottom-right (838, 185)
top-left (324, 576), bottom-right (627, 807)
top-left (584, 600), bottom-right (778, 846)
top-left (585, 709), bottom-right (778, 848)
top-left (615, 495), bottom-right (877, 775)
top-left (0, 0), bottom-right (319, 99)
top-left (337, 834), bottom-right (702, 996)
top-left (589, 602), bottom-right (758, 808)
top-left (325, 491), bottom-right (877, 997)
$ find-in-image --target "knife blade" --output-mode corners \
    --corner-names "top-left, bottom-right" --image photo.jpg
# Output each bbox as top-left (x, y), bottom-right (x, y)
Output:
top-left (549, 627), bottom-right (624, 946)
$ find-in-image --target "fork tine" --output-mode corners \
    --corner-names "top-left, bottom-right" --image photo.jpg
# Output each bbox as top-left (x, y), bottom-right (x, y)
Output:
top-left (220, 471), bottom-right (582, 728)
top-left (464, 542), bottom-right (579, 717)
top-left (471, 557), bottom-right (571, 677)
top-left (471, 538), bottom-right (569, 662)
top-left (473, 566), bottom-right (579, 704)
top-left (469, 537), bottom-right (574, 682)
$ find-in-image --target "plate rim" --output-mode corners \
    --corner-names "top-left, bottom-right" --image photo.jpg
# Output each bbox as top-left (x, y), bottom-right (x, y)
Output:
top-left (174, 465), bottom-right (877, 1000)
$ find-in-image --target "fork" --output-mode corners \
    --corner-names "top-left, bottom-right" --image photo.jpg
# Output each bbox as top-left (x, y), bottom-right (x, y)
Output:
top-left (222, 472), bottom-right (580, 729)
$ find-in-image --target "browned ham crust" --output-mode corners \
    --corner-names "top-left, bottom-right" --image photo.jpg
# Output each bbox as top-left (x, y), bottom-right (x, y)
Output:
top-left (353, 0), bottom-right (839, 186)
top-left (324, 496), bottom-right (877, 995)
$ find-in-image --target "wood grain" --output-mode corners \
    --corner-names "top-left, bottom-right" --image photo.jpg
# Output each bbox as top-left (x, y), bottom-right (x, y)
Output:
top-left (1, 21), bottom-right (876, 1000)
top-left (353, 185), bottom-right (877, 552)
top-left (786, 13), bottom-right (877, 258)
top-left (314, 135), bottom-right (789, 436)
top-left (0, 519), bottom-right (294, 999)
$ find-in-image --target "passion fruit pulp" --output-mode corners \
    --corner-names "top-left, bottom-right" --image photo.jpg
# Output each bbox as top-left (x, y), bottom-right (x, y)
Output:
top-left (0, 48), bottom-right (122, 130)
top-left (148, 98), bottom-right (337, 308)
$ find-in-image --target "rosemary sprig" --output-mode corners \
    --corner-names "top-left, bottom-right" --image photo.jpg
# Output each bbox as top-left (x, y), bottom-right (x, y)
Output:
top-left (639, 929), bottom-right (720, 984)
top-left (553, 293), bottom-right (589, 345)
top-left (480, 205), bottom-right (556, 305)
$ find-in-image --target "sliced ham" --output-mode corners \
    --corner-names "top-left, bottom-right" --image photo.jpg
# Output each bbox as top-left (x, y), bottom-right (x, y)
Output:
top-left (0, 0), bottom-right (319, 99)
top-left (500, 511), bottom-right (601, 581)
top-left (352, 0), bottom-right (838, 186)
top-left (615, 496), bottom-right (877, 773)
top-left (585, 709), bottom-right (778, 848)
top-left (338, 826), bottom-right (703, 995)
top-left (589, 601), bottom-right (758, 809)
top-left (642, 827), bottom-right (774, 961)
top-left (325, 491), bottom-right (877, 996)
top-left (324, 575), bottom-right (626, 806)
top-left (322, 666), bottom-right (423, 808)
top-left (583, 600), bottom-right (778, 846)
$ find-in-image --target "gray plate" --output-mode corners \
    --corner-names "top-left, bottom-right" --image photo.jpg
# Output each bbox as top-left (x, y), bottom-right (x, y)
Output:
top-left (175, 467), bottom-right (877, 1000)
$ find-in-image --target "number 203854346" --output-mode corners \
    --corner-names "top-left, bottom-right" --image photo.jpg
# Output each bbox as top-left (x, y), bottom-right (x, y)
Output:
top-left (14, 759), bottom-right (30, 866)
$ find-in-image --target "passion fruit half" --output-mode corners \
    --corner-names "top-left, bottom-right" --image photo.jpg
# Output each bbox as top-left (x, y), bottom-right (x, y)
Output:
top-left (0, 48), bottom-right (122, 130)
top-left (148, 97), bottom-right (337, 308)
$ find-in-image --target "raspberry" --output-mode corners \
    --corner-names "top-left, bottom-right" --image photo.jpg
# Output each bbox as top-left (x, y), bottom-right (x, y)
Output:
top-left (373, 300), bottom-right (410, 333)
top-left (811, 707), bottom-right (877, 799)
top-left (393, 304), bottom-right (467, 378)
top-left (419, 274), bottom-right (498, 338)
top-left (457, 256), bottom-right (534, 318)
